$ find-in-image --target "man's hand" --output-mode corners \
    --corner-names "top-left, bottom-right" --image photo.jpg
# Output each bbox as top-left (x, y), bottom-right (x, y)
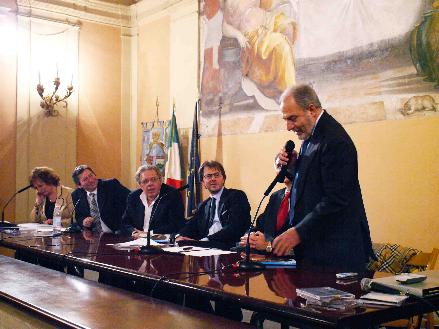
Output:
top-left (131, 228), bottom-right (145, 239)
top-left (44, 219), bottom-right (53, 225)
top-left (275, 148), bottom-right (298, 169)
top-left (82, 216), bottom-right (94, 228)
top-left (175, 236), bottom-right (194, 242)
top-left (239, 234), bottom-right (248, 247)
top-left (272, 227), bottom-right (301, 256)
top-left (249, 231), bottom-right (268, 251)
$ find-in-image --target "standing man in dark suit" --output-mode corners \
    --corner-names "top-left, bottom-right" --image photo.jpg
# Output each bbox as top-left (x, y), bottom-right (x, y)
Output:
top-left (71, 165), bottom-right (130, 233)
top-left (273, 85), bottom-right (374, 271)
top-left (122, 165), bottom-right (185, 237)
top-left (177, 160), bottom-right (251, 249)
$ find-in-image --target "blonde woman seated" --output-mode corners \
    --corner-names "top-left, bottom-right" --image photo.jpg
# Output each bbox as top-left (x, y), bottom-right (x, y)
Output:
top-left (30, 167), bottom-right (74, 227)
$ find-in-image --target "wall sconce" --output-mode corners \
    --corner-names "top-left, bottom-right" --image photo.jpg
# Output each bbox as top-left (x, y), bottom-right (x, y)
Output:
top-left (36, 71), bottom-right (73, 117)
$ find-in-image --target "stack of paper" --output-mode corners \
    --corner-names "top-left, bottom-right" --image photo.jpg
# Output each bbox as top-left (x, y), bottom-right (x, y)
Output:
top-left (358, 292), bottom-right (409, 307)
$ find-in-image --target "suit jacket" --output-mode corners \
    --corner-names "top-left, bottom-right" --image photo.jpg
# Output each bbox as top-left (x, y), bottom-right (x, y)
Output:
top-left (122, 184), bottom-right (185, 234)
top-left (30, 185), bottom-right (74, 228)
top-left (255, 188), bottom-right (290, 241)
top-left (72, 179), bottom-right (130, 232)
top-left (179, 188), bottom-right (251, 248)
top-left (291, 111), bottom-right (374, 271)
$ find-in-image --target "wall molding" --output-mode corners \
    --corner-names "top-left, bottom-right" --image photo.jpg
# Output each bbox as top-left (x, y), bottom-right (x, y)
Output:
top-left (17, 0), bottom-right (132, 27)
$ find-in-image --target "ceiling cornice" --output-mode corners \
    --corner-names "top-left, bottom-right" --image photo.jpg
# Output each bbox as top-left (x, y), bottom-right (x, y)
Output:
top-left (135, 0), bottom-right (196, 25)
top-left (16, 0), bottom-right (132, 27)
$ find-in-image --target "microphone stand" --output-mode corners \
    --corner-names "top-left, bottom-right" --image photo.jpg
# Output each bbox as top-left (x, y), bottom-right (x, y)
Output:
top-left (140, 195), bottom-right (166, 255)
top-left (0, 185), bottom-right (32, 230)
top-left (237, 144), bottom-right (294, 271)
top-left (237, 195), bottom-right (267, 271)
top-left (140, 185), bottom-right (188, 255)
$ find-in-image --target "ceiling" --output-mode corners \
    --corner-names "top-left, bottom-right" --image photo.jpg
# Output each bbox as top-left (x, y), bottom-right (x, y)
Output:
top-left (98, 0), bottom-right (138, 6)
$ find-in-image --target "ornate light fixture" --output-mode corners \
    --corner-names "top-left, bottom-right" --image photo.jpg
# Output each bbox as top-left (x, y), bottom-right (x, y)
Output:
top-left (36, 71), bottom-right (74, 117)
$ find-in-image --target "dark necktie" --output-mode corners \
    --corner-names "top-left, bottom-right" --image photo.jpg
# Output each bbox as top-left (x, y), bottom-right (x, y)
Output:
top-left (276, 190), bottom-right (291, 232)
top-left (208, 197), bottom-right (216, 228)
top-left (289, 139), bottom-right (310, 225)
top-left (89, 193), bottom-right (102, 232)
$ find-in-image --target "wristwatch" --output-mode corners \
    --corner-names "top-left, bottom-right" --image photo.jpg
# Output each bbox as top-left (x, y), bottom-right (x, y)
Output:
top-left (265, 241), bottom-right (272, 253)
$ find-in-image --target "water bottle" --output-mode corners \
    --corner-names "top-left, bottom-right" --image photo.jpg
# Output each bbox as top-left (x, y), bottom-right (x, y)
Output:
top-left (53, 204), bottom-right (62, 232)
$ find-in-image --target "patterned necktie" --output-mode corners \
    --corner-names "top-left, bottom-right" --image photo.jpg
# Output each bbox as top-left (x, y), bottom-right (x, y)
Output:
top-left (289, 139), bottom-right (310, 226)
top-left (276, 191), bottom-right (291, 232)
top-left (89, 193), bottom-right (102, 232)
top-left (208, 197), bottom-right (216, 228)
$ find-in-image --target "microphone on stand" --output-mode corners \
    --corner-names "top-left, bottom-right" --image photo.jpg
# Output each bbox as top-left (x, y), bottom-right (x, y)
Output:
top-left (64, 196), bottom-right (83, 233)
top-left (140, 184), bottom-right (188, 254)
top-left (237, 140), bottom-right (296, 271)
top-left (1, 184), bottom-right (33, 230)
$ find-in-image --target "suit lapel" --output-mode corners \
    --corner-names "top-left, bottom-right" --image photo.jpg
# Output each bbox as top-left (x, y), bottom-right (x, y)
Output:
top-left (96, 180), bottom-right (106, 213)
top-left (201, 198), bottom-right (211, 236)
top-left (80, 189), bottom-right (91, 214)
top-left (217, 188), bottom-right (228, 221)
top-left (295, 112), bottom-right (328, 203)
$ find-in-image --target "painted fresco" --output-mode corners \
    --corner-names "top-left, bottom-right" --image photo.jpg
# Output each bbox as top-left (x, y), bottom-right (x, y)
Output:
top-left (199, 0), bottom-right (439, 136)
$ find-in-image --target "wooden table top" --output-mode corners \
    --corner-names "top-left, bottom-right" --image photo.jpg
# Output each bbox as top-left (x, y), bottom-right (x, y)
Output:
top-left (0, 255), bottom-right (253, 329)
top-left (2, 231), bottom-right (438, 329)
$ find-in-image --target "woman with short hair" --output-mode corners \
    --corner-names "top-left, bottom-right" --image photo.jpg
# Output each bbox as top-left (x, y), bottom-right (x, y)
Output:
top-left (29, 166), bottom-right (74, 227)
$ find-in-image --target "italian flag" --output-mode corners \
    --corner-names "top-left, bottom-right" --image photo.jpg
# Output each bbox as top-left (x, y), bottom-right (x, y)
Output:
top-left (165, 109), bottom-right (184, 189)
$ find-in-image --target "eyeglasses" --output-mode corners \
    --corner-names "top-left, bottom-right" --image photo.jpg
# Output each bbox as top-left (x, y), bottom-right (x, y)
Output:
top-left (203, 172), bottom-right (222, 180)
top-left (140, 176), bottom-right (160, 185)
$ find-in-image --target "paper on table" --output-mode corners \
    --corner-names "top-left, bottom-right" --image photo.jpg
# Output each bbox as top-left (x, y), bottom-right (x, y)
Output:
top-left (359, 292), bottom-right (409, 306)
top-left (183, 249), bottom-right (235, 257)
top-left (161, 246), bottom-right (235, 257)
top-left (112, 238), bottom-right (160, 248)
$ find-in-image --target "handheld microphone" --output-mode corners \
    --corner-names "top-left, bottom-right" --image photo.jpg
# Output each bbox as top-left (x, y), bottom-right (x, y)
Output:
top-left (360, 278), bottom-right (406, 295)
top-left (264, 140), bottom-right (295, 196)
top-left (140, 184), bottom-right (188, 254)
top-left (1, 184), bottom-right (33, 230)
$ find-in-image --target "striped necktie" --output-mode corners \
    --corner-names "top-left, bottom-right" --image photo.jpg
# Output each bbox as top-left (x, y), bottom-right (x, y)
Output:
top-left (89, 193), bottom-right (102, 232)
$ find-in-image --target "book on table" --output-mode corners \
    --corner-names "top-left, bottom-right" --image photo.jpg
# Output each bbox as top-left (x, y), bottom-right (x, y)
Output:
top-left (296, 287), bottom-right (355, 303)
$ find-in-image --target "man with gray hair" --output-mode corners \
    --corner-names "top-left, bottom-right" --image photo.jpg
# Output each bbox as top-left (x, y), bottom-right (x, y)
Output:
top-left (122, 165), bottom-right (185, 238)
top-left (273, 84), bottom-right (375, 271)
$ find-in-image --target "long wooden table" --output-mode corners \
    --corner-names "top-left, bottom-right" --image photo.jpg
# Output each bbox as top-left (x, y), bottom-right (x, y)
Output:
top-left (0, 255), bottom-right (252, 329)
top-left (1, 231), bottom-right (438, 329)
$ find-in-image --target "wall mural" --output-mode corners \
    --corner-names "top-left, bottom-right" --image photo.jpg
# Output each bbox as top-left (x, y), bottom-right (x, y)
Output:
top-left (199, 0), bottom-right (439, 136)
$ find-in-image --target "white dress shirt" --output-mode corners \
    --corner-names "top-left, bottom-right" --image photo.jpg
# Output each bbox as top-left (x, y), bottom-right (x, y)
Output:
top-left (139, 192), bottom-right (159, 233)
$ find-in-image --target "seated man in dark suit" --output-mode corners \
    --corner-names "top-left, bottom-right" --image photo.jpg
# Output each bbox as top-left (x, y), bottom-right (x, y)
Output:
top-left (177, 160), bottom-right (251, 249)
top-left (122, 165), bottom-right (185, 237)
top-left (239, 174), bottom-right (292, 253)
top-left (72, 165), bottom-right (130, 233)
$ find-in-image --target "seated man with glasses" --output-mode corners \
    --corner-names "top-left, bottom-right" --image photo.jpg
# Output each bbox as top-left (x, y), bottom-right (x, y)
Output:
top-left (177, 160), bottom-right (251, 248)
top-left (72, 165), bottom-right (131, 233)
top-left (122, 165), bottom-right (185, 238)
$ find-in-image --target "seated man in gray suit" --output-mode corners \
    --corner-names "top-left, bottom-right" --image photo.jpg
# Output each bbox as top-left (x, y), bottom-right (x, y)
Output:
top-left (177, 160), bottom-right (251, 249)
top-left (72, 165), bottom-right (130, 233)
